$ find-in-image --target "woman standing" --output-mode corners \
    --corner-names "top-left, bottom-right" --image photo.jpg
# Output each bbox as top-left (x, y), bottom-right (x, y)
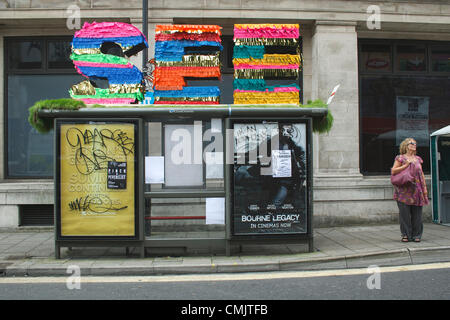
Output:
top-left (391, 138), bottom-right (429, 242)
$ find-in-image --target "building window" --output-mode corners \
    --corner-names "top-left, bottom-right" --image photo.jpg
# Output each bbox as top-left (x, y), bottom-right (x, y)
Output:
top-left (396, 44), bottom-right (427, 72)
top-left (360, 43), bottom-right (392, 73)
top-left (359, 40), bottom-right (450, 175)
top-left (431, 45), bottom-right (450, 72)
top-left (5, 37), bottom-right (78, 178)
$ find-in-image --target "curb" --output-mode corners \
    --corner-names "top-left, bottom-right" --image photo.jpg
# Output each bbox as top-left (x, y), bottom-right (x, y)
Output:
top-left (408, 246), bottom-right (450, 264)
top-left (2, 246), bottom-right (450, 277)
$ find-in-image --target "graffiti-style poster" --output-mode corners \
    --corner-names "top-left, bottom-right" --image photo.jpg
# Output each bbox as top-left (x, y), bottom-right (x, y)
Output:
top-left (232, 121), bottom-right (308, 235)
top-left (59, 122), bottom-right (136, 237)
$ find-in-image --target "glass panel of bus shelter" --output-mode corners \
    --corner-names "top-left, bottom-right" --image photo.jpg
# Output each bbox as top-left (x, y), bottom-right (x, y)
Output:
top-left (145, 120), bottom-right (225, 190)
top-left (149, 197), bottom-right (225, 241)
top-left (144, 120), bottom-right (225, 237)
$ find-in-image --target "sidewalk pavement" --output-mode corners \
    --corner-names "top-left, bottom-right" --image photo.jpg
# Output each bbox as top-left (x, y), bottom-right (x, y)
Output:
top-left (0, 223), bottom-right (449, 277)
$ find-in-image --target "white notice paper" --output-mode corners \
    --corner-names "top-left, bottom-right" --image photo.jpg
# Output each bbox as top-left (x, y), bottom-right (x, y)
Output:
top-left (164, 124), bottom-right (203, 187)
top-left (206, 198), bottom-right (225, 225)
top-left (145, 156), bottom-right (165, 184)
top-left (395, 96), bottom-right (429, 146)
top-left (272, 150), bottom-right (292, 178)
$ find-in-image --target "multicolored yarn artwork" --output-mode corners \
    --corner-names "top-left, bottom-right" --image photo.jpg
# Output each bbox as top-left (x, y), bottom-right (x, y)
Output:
top-left (233, 24), bottom-right (301, 105)
top-left (153, 25), bottom-right (223, 105)
top-left (69, 22), bottom-right (148, 104)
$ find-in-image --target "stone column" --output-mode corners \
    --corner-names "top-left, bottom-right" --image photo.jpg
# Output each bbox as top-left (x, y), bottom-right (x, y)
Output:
top-left (311, 21), bottom-right (361, 177)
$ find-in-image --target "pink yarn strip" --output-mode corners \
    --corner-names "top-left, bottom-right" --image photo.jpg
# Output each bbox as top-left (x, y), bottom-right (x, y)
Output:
top-left (73, 61), bottom-right (133, 69)
top-left (234, 87), bottom-right (300, 93)
top-left (74, 22), bottom-right (144, 39)
top-left (74, 66), bottom-right (85, 76)
top-left (154, 101), bottom-right (219, 105)
top-left (234, 27), bottom-right (299, 39)
top-left (274, 87), bottom-right (300, 92)
top-left (234, 64), bottom-right (299, 69)
top-left (79, 98), bottom-right (136, 104)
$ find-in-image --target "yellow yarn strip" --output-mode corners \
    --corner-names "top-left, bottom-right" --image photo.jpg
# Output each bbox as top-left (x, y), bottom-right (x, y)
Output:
top-left (72, 48), bottom-right (101, 55)
top-left (156, 54), bottom-right (221, 67)
top-left (233, 91), bottom-right (299, 104)
top-left (233, 54), bottom-right (301, 66)
top-left (109, 84), bottom-right (143, 94)
top-left (234, 24), bottom-right (299, 29)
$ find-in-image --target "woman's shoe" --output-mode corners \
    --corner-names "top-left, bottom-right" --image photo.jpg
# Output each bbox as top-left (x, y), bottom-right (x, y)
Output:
top-left (413, 238), bottom-right (421, 243)
top-left (401, 236), bottom-right (409, 242)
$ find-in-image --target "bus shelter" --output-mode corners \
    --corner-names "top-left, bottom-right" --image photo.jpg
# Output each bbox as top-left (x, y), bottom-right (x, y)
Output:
top-left (39, 105), bottom-right (327, 258)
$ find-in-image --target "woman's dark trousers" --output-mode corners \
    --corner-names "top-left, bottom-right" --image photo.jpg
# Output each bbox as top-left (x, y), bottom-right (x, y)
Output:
top-left (397, 201), bottom-right (423, 240)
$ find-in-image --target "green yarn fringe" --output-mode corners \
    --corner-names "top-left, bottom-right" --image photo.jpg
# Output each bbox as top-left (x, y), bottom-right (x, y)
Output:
top-left (300, 99), bottom-right (334, 134)
top-left (28, 99), bottom-right (85, 134)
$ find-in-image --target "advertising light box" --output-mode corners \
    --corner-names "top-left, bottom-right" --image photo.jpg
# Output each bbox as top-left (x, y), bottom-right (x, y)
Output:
top-left (230, 119), bottom-right (310, 236)
top-left (55, 119), bottom-right (140, 239)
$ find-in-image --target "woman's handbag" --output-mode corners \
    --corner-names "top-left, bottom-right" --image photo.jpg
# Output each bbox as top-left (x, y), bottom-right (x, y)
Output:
top-left (391, 163), bottom-right (415, 186)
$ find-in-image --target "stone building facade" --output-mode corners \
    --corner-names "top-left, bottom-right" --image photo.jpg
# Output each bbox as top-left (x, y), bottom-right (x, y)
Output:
top-left (1, 0), bottom-right (449, 228)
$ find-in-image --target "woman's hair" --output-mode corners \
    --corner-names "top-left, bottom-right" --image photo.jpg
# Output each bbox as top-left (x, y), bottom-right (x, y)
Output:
top-left (399, 138), bottom-right (416, 155)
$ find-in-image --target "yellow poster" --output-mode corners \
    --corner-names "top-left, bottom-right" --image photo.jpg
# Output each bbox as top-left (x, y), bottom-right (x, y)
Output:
top-left (60, 123), bottom-right (136, 236)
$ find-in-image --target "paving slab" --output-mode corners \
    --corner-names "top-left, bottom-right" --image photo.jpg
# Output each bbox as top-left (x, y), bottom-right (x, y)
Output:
top-left (60, 259), bottom-right (95, 268)
top-left (312, 233), bottom-right (356, 256)
top-left (325, 229), bottom-right (381, 252)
